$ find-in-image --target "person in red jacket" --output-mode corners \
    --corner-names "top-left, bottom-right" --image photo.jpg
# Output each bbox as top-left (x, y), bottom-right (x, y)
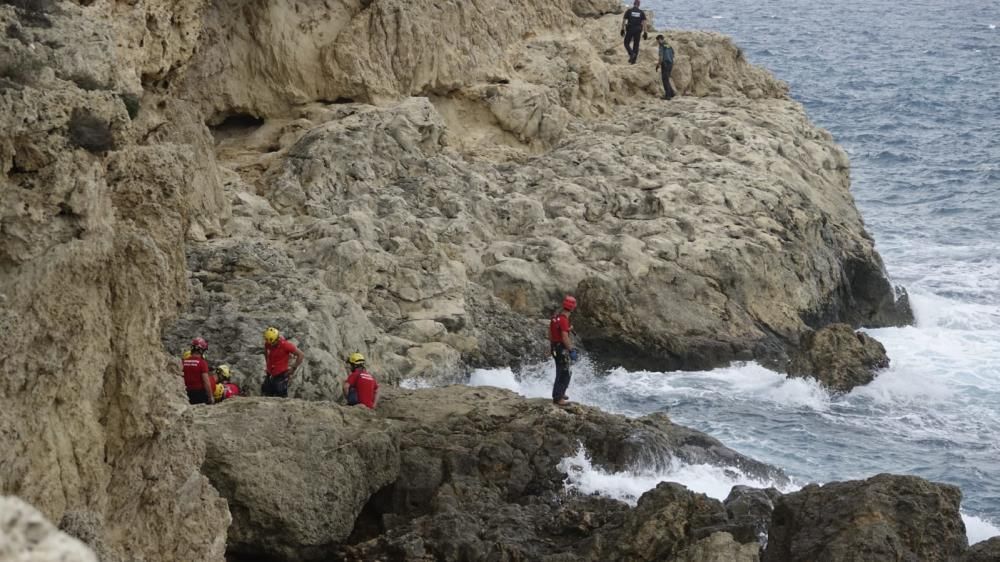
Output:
top-left (212, 365), bottom-right (241, 403)
top-left (550, 296), bottom-right (579, 406)
top-left (342, 353), bottom-right (379, 409)
top-left (182, 337), bottom-right (216, 405)
top-left (262, 326), bottom-right (304, 397)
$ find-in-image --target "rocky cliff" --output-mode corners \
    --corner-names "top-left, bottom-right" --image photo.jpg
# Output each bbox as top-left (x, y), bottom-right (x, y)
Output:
top-left (1, 0), bottom-right (916, 560)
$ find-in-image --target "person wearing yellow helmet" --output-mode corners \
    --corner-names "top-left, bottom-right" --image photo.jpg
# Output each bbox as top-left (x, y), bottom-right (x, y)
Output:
top-left (212, 365), bottom-right (241, 403)
top-left (342, 352), bottom-right (379, 409)
top-left (262, 326), bottom-right (304, 397)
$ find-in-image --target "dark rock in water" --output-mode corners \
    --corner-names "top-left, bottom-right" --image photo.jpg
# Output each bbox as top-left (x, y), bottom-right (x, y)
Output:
top-left (964, 537), bottom-right (1000, 562)
top-left (591, 482), bottom-right (729, 561)
top-left (762, 473), bottom-right (967, 562)
top-left (787, 323), bottom-right (890, 392)
top-left (721, 485), bottom-right (783, 545)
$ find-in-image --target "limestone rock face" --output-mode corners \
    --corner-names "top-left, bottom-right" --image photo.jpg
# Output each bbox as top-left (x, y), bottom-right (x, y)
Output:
top-left (787, 323), bottom-right (890, 392)
top-left (190, 399), bottom-right (402, 562)
top-left (0, 497), bottom-right (98, 562)
top-left (1, 3), bottom-right (229, 561)
top-left (676, 532), bottom-right (761, 562)
top-left (762, 474), bottom-right (967, 562)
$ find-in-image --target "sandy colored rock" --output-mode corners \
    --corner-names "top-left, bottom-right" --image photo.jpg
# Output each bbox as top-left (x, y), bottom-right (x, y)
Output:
top-left (676, 532), bottom-right (761, 562)
top-left (191, 398), bottom-right (401, 561)
top-left (0, 496), bottom-right (98, 562)
top-left (788, 323), bottom-right (890, 392)
top-left (762, 474), bottom-right (967, 562)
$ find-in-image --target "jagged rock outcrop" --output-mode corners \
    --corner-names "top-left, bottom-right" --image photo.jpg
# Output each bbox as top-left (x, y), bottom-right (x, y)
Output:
top-left (335, 386), bottom-right (783, 561)
top-left (164, 11), bottom-right (910, 384)
top-left (787, 323), bottom-right (890, 392)
top-left (0, 496), bottom-right (97, 562)
top-left (762, 474), bottom-right (967, 562)
top-left (722, 486), bottom-right (783, 545)
top-left (190, 399), bottom-right (401, 561)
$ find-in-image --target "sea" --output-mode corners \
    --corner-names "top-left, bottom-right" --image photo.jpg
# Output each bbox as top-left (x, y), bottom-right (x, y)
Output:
top-left (450, 0), bottom-right (1000, 545)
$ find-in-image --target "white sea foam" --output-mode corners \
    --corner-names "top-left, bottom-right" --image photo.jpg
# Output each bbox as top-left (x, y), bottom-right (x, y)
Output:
top-left (963, 512), bottom-right (1000, 545)
top-left (558, 445), bottom-right (795, 505)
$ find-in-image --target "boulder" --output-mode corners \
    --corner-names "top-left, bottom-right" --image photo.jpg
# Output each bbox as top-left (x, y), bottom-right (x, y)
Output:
top-left (964, 537), bottom-right (1000, 562)
top-left (594, 482), bottom-right (729, 562)
top-left (190, 399), bottom-right (402, 562)
top-left (762, 474), bottom-right (967, 562)
top-left (787, 323), bottom-right (890, 392)
top-left (676, 532), bottom-right (761, 562)
top-left (0, 496), bottom-right (98, 562)
top-left (722, 486), bottom-right (783, 544)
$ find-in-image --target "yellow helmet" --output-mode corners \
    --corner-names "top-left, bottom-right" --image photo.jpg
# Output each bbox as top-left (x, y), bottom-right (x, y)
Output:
top-left (348, 352), bottom-right (365, 365)
top-left (216, 365), bottom-right (231, 380)
top-left (264, 327), bottom-right (280, 344)
top-left (182, 350), bottom-right (191, 360)
top-left (213, 383), bottom-right (224, 402)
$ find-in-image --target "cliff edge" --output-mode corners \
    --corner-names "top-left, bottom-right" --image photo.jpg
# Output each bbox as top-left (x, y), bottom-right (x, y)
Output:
top-left (1, 0), bottom-right (911, 559)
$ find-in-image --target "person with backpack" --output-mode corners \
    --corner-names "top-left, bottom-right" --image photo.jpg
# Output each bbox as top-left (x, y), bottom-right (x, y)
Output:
top-left (182, 337), bottom-right (216, 405)
top-left (620, 0), bottom-right (648, 64)
top-left (656, 34), bottom-right (676, 100)
top-left (212, 364), bottom-right (241, 403)
top-left (262, 326), bottom-right (304, 397)
top-left (550, 296), bottom-right (579, 406)
top-left (342, 353), bottom-right (379, 409)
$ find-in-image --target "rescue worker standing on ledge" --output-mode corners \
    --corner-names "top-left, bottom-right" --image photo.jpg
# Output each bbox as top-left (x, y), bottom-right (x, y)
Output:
top-left (550, 296), bottom-right (579, 406)
top-left (262, 326), bottom-right (304, 398)
top-left (183, 338), bottom-right (215, 405)
top-left (621, 0), bottom-right (648, 64)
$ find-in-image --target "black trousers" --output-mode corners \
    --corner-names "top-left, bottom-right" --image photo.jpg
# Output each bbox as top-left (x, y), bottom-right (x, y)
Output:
top-left (551, 344), bottom-right (572, 402)
top-left (661, 62), bottom-right (675, 99)
top-left (624, 29), bottom-right (642, 62)
top-left (262, 372), bottom-right (289, 397)
top-left (187, 389), bottom-right (210, 405)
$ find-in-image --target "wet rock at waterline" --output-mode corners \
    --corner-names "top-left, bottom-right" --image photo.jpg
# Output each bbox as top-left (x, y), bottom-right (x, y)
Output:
top-left (762, 474), bottom-right (967, 562)
top-left (787, 323), bottom-right (890, 392)
top-left (964, 537), bottom-right (1000, 562)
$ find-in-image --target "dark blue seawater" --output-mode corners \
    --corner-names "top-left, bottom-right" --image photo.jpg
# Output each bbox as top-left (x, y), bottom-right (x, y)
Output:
top-left (462, 0), bottom-right (1000, 543)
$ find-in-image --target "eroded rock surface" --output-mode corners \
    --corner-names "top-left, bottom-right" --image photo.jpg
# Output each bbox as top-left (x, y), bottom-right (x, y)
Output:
top-left (762, 474), bottom-right (967, 562)
top-left (787, 323), bottom-right (890, 392)
top-left (190, 399), bottom-right (401, 561)
top-left (0, 496), bottom-right (98, 562)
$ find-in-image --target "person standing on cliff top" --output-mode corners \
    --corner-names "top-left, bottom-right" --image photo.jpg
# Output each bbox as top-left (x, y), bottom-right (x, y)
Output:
top-left (183, 338), bottom-right (215, 405)
top-left (262, 326), bottom-right (304, 398)
top-left (550, 296), bottom-right (579, 406)
top-left (656, 34), bottom-right (676, 100)
top-left (621, 0), bottom-right (648, 65)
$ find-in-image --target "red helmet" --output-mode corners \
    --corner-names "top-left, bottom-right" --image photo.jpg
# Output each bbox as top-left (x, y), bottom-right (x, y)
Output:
top-left (191, 337), bottom-right (208, 351)
top-left (562, 295), bottom-right (578, 311)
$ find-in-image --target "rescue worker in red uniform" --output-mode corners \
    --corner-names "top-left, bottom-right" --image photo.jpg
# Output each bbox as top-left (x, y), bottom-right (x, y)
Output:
top-left (212, 364), bottom-right (241, 403)
top-left (262, 326), bottom-right (304, 398)
top-left (182, 337), bottom-right (216, 405)
top-left (342, 353), bottom-right (379, 409)
top-left (550, 296), bottom-right (579, 406)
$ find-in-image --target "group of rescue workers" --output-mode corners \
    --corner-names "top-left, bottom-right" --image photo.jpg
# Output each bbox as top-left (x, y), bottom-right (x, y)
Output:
top-left (181, 326), bottom-right (379, 409)
top-left (621, 0), bottom-right (676, 100)
top-left (183, 294), bottom-right (579, 411)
